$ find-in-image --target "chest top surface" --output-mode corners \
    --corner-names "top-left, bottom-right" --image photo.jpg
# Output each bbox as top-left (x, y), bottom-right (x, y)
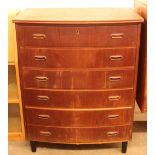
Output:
top-left (13, 8), bottom-right (143, 24)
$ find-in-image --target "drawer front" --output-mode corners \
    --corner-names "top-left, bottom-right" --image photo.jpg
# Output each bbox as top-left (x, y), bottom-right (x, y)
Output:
top-left (22, 69), bottom-right (134, 89)
top-left (23, 89), bottom-right (134, 108)
top-left (22, 69), bottom-right (106, 89)
top-left (20, 47), bottom-right (136, 68)
top-left (27, 125), bottom-right (131, 143)
top-left (26, 108), bottom-right (133, 127)
top-left (17, 25), bottom-right (137, 47)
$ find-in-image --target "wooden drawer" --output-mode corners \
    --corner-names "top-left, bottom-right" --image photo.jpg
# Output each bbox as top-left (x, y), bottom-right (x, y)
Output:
top-left (22, 69), bottom-right (134, 89)
top-left (20, 47), bottom-right (136, 68)
top-left (23, 89), bottom-right (134, 108)
top-left (27, 125), bottom-right (132, 143)
top-left (26, 108), bottom-right (133, 127)
top-left (16, 25), bottom-right (138, 47)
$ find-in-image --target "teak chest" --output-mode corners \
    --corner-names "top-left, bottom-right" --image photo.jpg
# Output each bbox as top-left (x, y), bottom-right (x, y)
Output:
top-left (13, 8), bottom-right (143, 153)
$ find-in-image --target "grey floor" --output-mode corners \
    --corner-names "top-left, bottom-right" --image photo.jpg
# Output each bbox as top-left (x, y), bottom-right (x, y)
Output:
top-left (8, 121), bottom-right (147, 155)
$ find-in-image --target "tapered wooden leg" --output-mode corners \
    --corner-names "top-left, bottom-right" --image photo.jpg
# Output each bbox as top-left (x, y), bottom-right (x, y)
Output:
top-left (122, 141), bottom-right (128, 153)
top-left (30, 141), bottom-right (37, 152)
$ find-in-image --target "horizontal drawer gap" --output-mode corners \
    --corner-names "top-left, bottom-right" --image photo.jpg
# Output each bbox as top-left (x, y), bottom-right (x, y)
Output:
top-left (27, 124), bottom-right (132, 129)
top-left (22, 66), bottom-right (135, 71)
top-left (25, 106), bottom-right (133, 111)
top-left (24, 88), bottom-right (134, 91)
top-left (21, 46), bottom-right (137, 50)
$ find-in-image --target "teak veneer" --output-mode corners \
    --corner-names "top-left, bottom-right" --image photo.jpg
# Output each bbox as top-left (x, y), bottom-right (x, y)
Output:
top-left (13, 8), bottom-right (143, 153)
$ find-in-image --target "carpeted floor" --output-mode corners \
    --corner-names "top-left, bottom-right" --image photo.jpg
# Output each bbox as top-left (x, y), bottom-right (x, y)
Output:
top-left (8, 121), bottom-right (147, 155)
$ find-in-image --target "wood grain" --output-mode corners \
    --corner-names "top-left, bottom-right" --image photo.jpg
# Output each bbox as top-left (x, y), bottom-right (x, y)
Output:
top-left (20, 47), bottom-right (136, 68)
top-left (16, 24), bottom-right (138, 47)
top-left (22, 68), bottom-right (134, 89)
top-left (26, 108), bottom-right (132, 127)
top-left (27, 125), bottom-right (132, 143)
top-left (13, 8), bottom-right (143, 24)
top-left (14, 8), bottom-right (143, 148)
top-left (23, 88), bottom-right (134, 108)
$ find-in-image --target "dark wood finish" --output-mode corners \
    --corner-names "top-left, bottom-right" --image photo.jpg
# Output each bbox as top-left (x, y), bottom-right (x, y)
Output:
top-left (28, 125), bottom-right (132, 144)
top-left (23, 89), bottom-right (134, 108)
top-left (20, 47), bottom-right (136, 68)
top-left (14, 8), bottom-right (143, 153)
top-left (135, 0), bottom-right (147, 112)
top-left (16, 24), bottom-right (138, 47)
top-left (30, 141), bottom-right (37, 152)
top-left (122, 141), bottom-right (128, 153)
top-left (22, 68), bottom-right (134, 89)
top-left (26, 108), bottom-right (133, 127)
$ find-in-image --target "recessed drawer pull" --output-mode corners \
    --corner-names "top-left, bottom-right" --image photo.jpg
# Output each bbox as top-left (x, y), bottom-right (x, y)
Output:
top-left (34, 55), bottom-right (47, 61)
top-left (37, 95), bottom-right (49, 101)
top-left (108, 96), bottom-right (121, 101)
top-left (38, 114), bottom-right (50, 119)
top-left (35, 76), bottom-right (48, 81)
top-left (111, 33), bottom-right (124, 39)
top-left (107, 115), bottom-right (119, 119)
top-left (32, 34), bottom-right (46, 40)
top-left (109, 76), bottom-right (121, 81)
top-left (110, 55), bottom-right (123, 60)
top-left (39, 131), bottom-right (51, 136)
top-left (107, 131), bottom-right (118, 136)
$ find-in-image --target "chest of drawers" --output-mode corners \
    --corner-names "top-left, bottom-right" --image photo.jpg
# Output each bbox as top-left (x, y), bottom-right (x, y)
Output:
top-left (13, 8), bottom-right (143, 153)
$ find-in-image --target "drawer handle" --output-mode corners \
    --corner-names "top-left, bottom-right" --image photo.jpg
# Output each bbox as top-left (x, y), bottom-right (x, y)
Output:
top-left (107, 131), bottom-right (118, 136)
top-left (37, 95), bottom-right (49, 101)
top-left (111, 33), bottom-right (124, 39)
top-left (38, 114), bottom-right (50, 119)
top-left (108, 96), bottom-right (121, 101)
top-left (39, 131), bottom-right (51, 136)
top-left (107, 115), bottom-right (119, 119)
top-left (109, 76), bottom-right (121, 81)
top-left (34, 55), bottom-right (47, 61)
top-left (35, 76), bottom-right (48, 81)
top-left (110, 55), bottom-right (123, 60)
top-left (32, 34), bottom-right (46, 40)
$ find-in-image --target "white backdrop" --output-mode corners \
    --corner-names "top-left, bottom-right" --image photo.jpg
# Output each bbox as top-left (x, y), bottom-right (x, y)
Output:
top-left (7, 0), bottom-right (134, 9)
